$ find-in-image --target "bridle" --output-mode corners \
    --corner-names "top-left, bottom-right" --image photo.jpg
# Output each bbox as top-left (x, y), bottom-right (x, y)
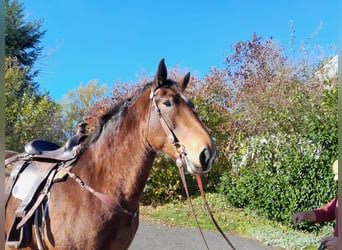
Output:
top-left (149, 88), bottom-right (186, 156)
top-left (150, 87), bottom-right (236, 250)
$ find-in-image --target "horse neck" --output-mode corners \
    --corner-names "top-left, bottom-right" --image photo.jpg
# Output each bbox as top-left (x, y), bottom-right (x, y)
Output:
top-left (77, 91), bottom-right (156, 212)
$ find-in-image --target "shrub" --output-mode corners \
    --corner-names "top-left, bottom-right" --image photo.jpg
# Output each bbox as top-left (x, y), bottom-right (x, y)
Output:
top-left (219, 127), bottom-right (337, 231)
top-left (141, 156), bottom-right (199, 204)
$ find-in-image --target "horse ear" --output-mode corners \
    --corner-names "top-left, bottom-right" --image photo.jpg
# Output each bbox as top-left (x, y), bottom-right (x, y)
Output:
top-left (180, 72), bottom-right (190, 90)
top-left (153, 58), bottom-right (167, 89)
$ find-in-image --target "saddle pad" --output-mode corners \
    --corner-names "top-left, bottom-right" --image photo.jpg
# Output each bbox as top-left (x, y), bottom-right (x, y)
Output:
top-left (12, 161), bottom-right (57, 201)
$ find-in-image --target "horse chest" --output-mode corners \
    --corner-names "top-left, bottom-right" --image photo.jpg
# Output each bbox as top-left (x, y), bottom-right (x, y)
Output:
top-left (97, 215), bottom-right (139, 250)
top-left (48, 204), bottom-right (139, 250)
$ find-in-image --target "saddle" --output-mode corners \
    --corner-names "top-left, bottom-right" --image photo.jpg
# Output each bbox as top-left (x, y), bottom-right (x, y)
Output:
top-left (5, 133), bottom-right (87, 249)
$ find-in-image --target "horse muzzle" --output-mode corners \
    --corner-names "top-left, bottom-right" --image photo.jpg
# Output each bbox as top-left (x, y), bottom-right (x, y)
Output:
top-left (184, 146), bottom-right (217, 174)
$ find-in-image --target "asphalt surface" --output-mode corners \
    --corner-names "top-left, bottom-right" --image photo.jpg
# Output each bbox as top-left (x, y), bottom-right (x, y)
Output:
top-left (130, 220), bottom-right (279, 250)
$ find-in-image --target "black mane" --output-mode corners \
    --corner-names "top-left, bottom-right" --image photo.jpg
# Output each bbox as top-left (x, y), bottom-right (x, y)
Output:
top-left (84, 82), bottom-right (152, 146)
top-left (84, 79), bottom-right (183, 146)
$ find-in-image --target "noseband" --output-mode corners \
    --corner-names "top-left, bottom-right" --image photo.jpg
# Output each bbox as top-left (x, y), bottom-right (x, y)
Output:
top-left (150, 88), bottom-right (235, 250)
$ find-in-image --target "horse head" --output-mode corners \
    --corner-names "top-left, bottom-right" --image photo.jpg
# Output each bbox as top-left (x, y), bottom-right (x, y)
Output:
top-left (147, 59), bottom-right (216, 174)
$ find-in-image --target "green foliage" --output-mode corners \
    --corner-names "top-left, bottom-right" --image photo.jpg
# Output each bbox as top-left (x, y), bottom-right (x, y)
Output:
top-left (141, 156), bottom-right (201, 204)
top-left (249, 225), bottom-right (330, 250)
top-left (5, 57), bottom-right (28, 137)
top-left (220, 137), bottom-right (337, 230)
top-left (5, 57), bottom-right (64, 151)
top-left (141, 156), bottom-right (182, 204)
top-left (11, 93), bottom-right (63, 150)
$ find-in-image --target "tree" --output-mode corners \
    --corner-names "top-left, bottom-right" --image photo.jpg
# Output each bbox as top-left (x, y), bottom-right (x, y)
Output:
top-left (224, 34), bottom-right (291, 134)
top-left (5, 0), bottom-right (46, 85)
top-left (59, 81), bottom-right (108, 137)
top-left (5, 57), bottom-right (63, 150)
top-left (5, 0), bottom-right (66, 150)
top-left (218, 34), bottom-right (338, 229)
top-left (13, 93), bottom-right (63, 149)
top-left (5, 1), bottom-right (63, 151)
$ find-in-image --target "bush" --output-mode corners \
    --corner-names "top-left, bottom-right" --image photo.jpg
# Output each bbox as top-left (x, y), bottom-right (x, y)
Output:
top-left (141, 155), bottom-right (200, 204)
top-left (219, 130), bottom-right (337, 231)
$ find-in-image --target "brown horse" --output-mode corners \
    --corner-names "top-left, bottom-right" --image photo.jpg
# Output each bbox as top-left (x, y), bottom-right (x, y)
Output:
top-left (5, 59), bottom-right (217, 250)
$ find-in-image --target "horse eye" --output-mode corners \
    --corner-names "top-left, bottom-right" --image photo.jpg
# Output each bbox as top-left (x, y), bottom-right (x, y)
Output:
top-left (163, 100), bottom-right (172, 107)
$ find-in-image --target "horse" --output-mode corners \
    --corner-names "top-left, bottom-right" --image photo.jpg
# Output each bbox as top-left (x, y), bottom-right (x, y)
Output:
top-left (5, 59), bottom-right (217, 250)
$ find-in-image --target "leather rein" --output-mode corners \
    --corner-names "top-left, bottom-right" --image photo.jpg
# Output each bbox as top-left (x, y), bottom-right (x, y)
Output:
top-left (150, 88), bottom-right (236, 250)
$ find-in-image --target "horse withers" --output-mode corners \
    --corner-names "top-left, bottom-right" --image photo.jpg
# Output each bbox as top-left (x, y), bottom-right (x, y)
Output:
top-left (5, 59), bottom-right (216, 250)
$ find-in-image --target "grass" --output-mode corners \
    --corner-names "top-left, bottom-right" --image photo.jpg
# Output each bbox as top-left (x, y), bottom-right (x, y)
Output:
top-left (139, 193), bottom-right (333, 250)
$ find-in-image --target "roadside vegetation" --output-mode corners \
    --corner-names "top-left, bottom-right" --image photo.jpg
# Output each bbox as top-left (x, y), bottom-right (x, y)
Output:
top-left (140, 193), bottom-right (333, 250)
top-left (5, 1), bottom-right (337, 250)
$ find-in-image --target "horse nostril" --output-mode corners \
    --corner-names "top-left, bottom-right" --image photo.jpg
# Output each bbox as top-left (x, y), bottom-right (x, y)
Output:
top-left (199, 148), bottom-right (211, 167)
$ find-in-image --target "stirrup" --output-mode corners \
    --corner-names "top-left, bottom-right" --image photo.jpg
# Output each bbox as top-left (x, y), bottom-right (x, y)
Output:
top-left (6, 216), bottom-right (31, 248)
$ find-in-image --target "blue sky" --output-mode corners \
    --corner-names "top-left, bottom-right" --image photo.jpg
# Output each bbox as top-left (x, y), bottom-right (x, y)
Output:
top-left (22, 1), bottom-right (338, 101)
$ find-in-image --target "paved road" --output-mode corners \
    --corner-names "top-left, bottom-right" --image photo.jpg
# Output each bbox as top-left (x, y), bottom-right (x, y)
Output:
top-left (130, 220), bottom-right (279, 250)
